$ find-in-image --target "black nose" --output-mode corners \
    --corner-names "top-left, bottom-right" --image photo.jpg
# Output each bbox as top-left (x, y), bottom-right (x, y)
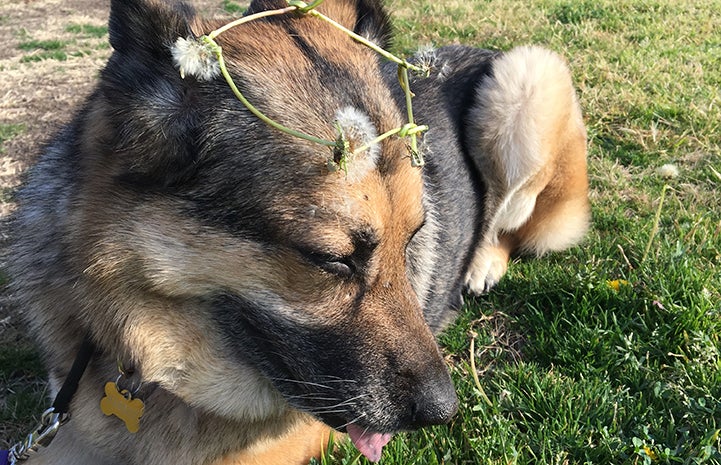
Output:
top-left (408, 374), bottom-right (458, 429)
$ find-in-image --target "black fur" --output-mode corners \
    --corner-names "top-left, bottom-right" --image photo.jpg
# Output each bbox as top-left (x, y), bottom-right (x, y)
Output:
top-left (385, 47), bottom-right (501, 331)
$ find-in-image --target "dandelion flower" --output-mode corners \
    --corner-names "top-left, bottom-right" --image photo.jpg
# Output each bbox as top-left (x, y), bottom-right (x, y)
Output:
top-left (656, 163), bottom-right (679, 179)
top-left (642, 445), bottom-right (659, 461)
top-left (171, 37), bottom-right (220, 81)
top-left (607, 279), bottom-right (631, 292)
top-left (412, 45), bottom-right (438, 78)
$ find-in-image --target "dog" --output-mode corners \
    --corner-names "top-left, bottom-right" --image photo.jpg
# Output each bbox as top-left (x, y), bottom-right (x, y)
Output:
top-left (8, 0), bottom-right (589, 463)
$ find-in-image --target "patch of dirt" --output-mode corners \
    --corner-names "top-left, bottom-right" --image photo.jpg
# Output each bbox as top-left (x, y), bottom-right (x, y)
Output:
top-left (0, 0), bottom-right (110, 217)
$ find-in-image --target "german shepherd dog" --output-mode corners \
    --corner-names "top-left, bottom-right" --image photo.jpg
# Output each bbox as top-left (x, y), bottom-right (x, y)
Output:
top-left (8, 0), bottom-right (589, 463)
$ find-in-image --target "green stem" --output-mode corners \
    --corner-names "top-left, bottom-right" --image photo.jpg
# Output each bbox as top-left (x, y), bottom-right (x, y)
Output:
top-left (352, 123), bottom-right (428, 156)
top-left (469, 331), bottom-right (493, 407)
top-left (200, 0), bottom-right (429, 168)
top-left (288, 0), bottom-right (327, 12)
top-left (306, 9), bottom-right (423, 74)
top-left (352, 127), bottom-right (402, 155)
top-left (399, 66), bottom-right (424, 166)
top-left (204, 36), bottom-right (336, 147)
top-left (208, 6), bottom-right (298, 39)
top-left (641, 184), bottom-right (669, 264)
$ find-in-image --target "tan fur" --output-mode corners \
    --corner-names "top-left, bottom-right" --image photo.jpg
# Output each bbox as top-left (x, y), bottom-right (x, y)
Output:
top-left (215, 420), bottom-right (335, 465)
top-left (464, 45), bottom-right (590, 293)
top-left (22, 6), bottom-right (435, 463)
top-left (204, 3), bottom-right (399, 154)
top-left (15, 2), bottom-right (416, 463)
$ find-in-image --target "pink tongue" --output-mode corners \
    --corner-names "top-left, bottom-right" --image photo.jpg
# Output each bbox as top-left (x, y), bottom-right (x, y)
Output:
top-left (346, 424), bottom-right (394, 462)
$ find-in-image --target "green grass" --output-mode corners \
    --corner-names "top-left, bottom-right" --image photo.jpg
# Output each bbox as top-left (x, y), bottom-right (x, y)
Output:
top-left (0, 123), bottom-right (25, 154)
top-left (16, 39), bottom-right (69, 61)
top-left (222, 0), bottom-right (247, 15)
top-left (16, 39), bottom-right (67, 51)
top-left (320, 0), bottom-right (721, 463)
top-left (15, 25), bottom-right (109, 63)
top-left (2, 0), bottom-right (720, 463)
top-left (0, 340), bottom-right (47, 449)
top-left (19, 51), bottom-right (68, 62)
top-left (65, 23), bottom-right (108, 38)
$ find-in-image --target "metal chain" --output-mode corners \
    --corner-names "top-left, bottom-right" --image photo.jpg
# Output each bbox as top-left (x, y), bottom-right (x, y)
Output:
top-left (7, 408), bottom-right (67, 464)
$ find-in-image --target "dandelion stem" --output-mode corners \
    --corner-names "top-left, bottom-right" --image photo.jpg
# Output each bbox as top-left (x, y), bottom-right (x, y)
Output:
top-left (196, 0), bottom-right (429, 169)
top-left (469, 331), bottom-right (493, 407)
top-left (204, 36), bottom-right (336, 147)
top-left (288, 0), bottom-right (327, 13)
top-left (208, 6), bottom-right (297, 39)
top-left (398, 66), bottom-right (424, 166)
top-left (352, 127), bottom-right (401, 155)
top-left (641, 184), bottom-right (669, 264)
top-left (351, 123), bottom-right (427, 156)
top-left (304, 8), bottom-right (423, 74)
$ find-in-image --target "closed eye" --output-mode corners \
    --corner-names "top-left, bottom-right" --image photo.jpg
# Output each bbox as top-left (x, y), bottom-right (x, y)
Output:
top-left (295, 226), bottom-right (378, 280)
top-left (318, 259), bottom-right (355, 279)
top-left (303, 251), bottom-right (356, 279)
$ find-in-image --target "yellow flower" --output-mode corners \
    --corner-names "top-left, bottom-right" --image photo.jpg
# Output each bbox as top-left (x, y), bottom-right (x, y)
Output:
top-left (607, 279), bottom-right (631, 292)
top-left (642, 445), bottom-right (659, 461)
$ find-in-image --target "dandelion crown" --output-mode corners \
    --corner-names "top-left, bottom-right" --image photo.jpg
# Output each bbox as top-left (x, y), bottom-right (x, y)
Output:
top-left (170, 0), bottom-right (430, 174)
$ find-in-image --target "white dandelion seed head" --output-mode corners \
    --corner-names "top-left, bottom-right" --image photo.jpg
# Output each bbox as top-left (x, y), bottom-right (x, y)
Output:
top-left (332, 106), bottom-right (379, 183)
top-left (656, 163), bottom-right (680, 179)
top-left (171, 37), bottom-right (220, 82)
top-left (413, 45), bottom-right (438, 77)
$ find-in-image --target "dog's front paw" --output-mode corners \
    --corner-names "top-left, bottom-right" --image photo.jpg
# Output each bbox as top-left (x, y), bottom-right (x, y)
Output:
top-left (464, 246), bottom-right (510, 295)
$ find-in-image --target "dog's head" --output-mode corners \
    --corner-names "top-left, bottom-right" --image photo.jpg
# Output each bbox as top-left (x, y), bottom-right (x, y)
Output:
top-left (73, 0), bottom-right (456, 455)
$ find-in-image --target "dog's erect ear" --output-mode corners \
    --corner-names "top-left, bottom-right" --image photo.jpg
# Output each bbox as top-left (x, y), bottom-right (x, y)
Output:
top-left (98, 0), bottom-right (201, 188)
top-left (350, 0), bottom-right (393, 48)
top-left (246, 0), bottom-right (393, 49)
top-left (109, 0), bottom-right (196, 57)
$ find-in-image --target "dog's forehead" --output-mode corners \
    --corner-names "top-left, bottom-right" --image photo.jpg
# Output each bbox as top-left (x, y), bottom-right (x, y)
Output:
top-left (205, 11), bottom-right (401, 146)
top-left (271, 146), bottom-right (425, 252)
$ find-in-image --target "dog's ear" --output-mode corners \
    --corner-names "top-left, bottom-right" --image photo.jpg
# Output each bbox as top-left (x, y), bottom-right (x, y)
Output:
top-left (247, 0), bottom-right (393, 49)
top-left (96, 0), bottom-right (201, 188)
top-left (109, 0), bottom-right (196, 57)
top-left (349, 0), bottom-right (393, 49)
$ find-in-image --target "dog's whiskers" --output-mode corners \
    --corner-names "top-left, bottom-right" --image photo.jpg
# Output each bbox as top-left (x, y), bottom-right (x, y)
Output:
top-left (309, 408), bottom-right (354, 415)
top-left (312, 375), bottom-right (359, 384)
top-left (336, 413), bottom-right (367, 431)
top-left (270, 378), bottom-right (335, 390)
top-left (270, 376), bottom-right (371, 424)
top-left (319, 394), bottom-right (369, 409)
top-left (285, 394), bottom-right (340, 401)
top-left (314, 378), bottom-right (359, 384)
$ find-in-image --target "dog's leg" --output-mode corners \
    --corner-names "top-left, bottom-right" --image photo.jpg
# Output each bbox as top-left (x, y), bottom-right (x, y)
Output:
top-left (465, 233), bottom-right (516, 293)
top-left (505, 153), bottom-right (590, 259)
top-left (463, 45), bottom-right (589, 294)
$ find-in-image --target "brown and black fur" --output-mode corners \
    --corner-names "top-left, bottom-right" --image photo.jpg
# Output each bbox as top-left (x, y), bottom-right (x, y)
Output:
top-left (7, 0), bottom-right (589, 463)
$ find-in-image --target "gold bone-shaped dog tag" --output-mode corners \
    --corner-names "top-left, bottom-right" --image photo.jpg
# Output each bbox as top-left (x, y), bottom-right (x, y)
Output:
top-left (100, 381), bottom-right (144, 433)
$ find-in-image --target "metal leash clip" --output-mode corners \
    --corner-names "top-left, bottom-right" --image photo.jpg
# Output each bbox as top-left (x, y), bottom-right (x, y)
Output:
top-left (7, 408), bottom-right (67, 464)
